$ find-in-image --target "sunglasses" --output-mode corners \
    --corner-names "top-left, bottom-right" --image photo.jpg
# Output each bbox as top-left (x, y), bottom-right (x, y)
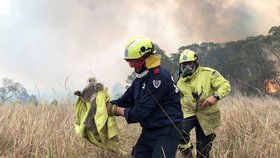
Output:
top-left (126, 58), bottom-right (145, 69)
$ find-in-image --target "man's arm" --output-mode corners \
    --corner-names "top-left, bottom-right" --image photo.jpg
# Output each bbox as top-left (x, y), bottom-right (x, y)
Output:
top-left (124, 77), bottom-right (169, 123)
top-left (202, 70), bottom-right (231, 107)
top-left (110, 85), bottom-right (135, 108)
top-left (211, 71), bottom-right (231, 99)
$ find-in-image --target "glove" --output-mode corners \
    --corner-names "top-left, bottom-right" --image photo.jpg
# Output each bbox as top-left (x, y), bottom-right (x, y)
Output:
top-left (106, 102), bottom-right (119, 116)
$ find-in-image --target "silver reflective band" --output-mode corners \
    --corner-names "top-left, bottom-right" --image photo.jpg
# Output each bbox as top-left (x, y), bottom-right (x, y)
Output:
top-left (136, 70), bottom-right (149, 78)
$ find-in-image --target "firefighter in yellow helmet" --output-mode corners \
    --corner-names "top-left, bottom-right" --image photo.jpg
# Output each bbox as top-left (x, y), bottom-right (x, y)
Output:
top-left (176, 49), bottom-right (231, 158)
top-left (107, 36), bottom-right (183, 158)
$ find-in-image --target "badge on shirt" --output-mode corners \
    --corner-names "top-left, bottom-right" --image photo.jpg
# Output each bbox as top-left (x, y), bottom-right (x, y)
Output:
top-left (142, 83), bottom-right (146, 89)
top-left (153, 80), bottom-right (161, 88)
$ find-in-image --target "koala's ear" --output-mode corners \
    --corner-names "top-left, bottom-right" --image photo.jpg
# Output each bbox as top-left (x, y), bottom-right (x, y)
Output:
top-left (88, 77), bottom-right (97, 84)
top-left (96, 83), bottom-right (104, 91)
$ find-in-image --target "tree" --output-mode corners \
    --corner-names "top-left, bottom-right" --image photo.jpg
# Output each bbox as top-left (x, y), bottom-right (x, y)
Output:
top-left (0, 78), bottom-right (38, 105)
top-left (0, 78), bottom-right (17, 105)
top-left (170, 53), bottom-right (180, 78)
top-left (29, 95), bottom-right (39, 106)
top-left (155, 44), bottom-right (177, 78)
top-left (268, 26), bottom-right (280, 35)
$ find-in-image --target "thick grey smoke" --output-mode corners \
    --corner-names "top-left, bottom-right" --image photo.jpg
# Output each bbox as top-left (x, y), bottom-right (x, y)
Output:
top-left (173, 0), bottom-right (258, 41)
top-left (0, 0), bottom-right (279, 100)
top-left (76, 0), bottom-right (279, 50)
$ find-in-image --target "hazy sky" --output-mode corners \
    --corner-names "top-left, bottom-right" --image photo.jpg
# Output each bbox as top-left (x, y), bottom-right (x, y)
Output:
top-left (0, 0), bottom-right (280, 100)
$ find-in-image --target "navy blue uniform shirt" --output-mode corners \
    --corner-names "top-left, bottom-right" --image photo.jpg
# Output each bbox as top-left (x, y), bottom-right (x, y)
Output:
top-left (111, 66), bottom-right (183, 129)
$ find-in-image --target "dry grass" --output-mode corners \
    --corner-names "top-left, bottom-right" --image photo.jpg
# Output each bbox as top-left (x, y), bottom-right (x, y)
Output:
top-left (212, 94), bottom-right (280, 158)
top-left (0, 95), bottom-right (279, 158)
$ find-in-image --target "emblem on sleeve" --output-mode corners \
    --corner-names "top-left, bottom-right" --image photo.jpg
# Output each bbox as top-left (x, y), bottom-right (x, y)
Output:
top-left (213, 71), bottom-right (219, 76)
top-left (153, 80), bottom-right (161, 88)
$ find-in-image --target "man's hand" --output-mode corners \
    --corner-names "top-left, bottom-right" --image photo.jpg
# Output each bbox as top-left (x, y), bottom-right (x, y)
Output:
top-left (201, 96), bottom-right (217, 108)
top-left (106, 103), bottom-right (125, 116)
top-left (107, 102), bottom-right (117, 116)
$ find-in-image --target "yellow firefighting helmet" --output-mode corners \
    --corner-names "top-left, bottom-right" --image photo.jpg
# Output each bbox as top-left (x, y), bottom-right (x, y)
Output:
top-left (124, 36), bottom-right (156, 60)
top-left (179, 49), bottom-right (197, 64)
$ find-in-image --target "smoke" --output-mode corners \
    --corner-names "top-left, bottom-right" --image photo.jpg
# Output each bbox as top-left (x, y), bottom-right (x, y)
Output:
top-left (183, 0), bottom-right (256, 39)
top-left (76, 0), bottom-right (279, 50)
top-left (278, 5), bottom-right (280, 16)
top-left (0, 0), bottom-right (279, 100)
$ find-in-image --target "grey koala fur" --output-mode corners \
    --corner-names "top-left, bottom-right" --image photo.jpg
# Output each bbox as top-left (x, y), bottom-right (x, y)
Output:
top-left (74, 77), bottom-right (104, 137)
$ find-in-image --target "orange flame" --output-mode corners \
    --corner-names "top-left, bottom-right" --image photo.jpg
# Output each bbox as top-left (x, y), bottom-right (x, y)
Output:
top-left (265, 79), bottom-right (279, 94)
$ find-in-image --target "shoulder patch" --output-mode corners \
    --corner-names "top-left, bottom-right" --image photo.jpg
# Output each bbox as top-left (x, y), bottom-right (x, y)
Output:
top-left (153, 80), bottom-right (161, 88)
top-left (153, 68), bottom-right (160, 74)
top-left (212, 71), bottom-right (219, 76)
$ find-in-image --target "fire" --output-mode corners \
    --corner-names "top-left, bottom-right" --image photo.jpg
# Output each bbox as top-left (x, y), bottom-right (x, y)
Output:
top-left (265, 79), bottom-right (279, 94)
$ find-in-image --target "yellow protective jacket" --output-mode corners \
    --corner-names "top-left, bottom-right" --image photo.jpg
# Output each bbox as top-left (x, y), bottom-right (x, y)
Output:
top-left (177, 66), bottom-right (231, 136)
top-left (74, 89), bottom-right (125, 154)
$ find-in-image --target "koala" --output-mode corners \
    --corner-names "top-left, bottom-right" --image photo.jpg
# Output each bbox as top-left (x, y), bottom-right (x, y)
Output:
top-left (74, 77), bottom-right (104, 102)
top-left (74, 77), bottom-right (104, 136)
